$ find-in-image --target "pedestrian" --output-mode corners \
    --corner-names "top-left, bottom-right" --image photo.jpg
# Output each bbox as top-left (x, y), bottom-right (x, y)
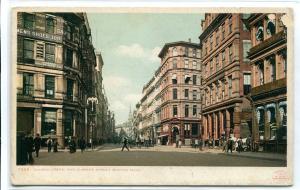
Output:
top-left (33, 133), bottom-right (41, 157)
top-left (53, 139), bottom-right (58, 152)
top-left (199, 138), bottom-right (203, 151)
top-left (222, 139), bottom-right (227, 152)
top-left (227, 137), bottom-right (233, 153)
top-left (79, 137), bottom-right (86, 153)
top-left (69, 137), bottom-right (76, 153)
top-left (141, 137), bottom-right (144, 147)
top-left (246, 135), bottom-right (252, 151)
top-left (25, 133), bottom-right (34, 164)
top-left (237, 137), bottom-right (243, 153)
top-left (46, 137), bottom-right (53, 153)
top-left (121, 137), bottom-right (130, 151)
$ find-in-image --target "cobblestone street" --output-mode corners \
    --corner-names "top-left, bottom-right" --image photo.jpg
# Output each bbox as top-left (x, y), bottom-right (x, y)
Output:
top-left (33, 144), bottom-right (286, 166)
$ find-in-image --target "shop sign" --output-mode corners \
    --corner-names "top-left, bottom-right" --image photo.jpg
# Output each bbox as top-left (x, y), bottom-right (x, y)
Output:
top-left (17, 28), bottom-right (63, 43)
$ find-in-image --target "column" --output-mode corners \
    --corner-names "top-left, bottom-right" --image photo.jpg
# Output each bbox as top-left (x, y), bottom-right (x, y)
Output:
top-left (73, 112), bottom-right (77, 137)
top-left (253, 107), bottom-right (259, 142)
top-left (57, 109), bottom-right (64, 148)
top-left (34, 108), bottom-right (42, 136)
top-left (264, 107), bottom-right (270, 140)
top-left (226, 109), bottom-right (231, 138)
top-left (203, 115), bottom-right (207, 140)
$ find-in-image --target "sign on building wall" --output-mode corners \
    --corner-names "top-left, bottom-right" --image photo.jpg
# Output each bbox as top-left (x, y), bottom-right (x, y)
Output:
top-left (17, 28), bottom-right (63, 43)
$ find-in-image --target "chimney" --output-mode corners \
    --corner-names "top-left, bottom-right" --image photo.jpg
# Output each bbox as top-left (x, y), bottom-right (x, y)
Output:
top-left (188, 38), bottom-right (191, 43)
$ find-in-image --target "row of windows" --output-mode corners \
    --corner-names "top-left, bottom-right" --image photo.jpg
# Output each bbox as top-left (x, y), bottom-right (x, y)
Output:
top-left (23, 13), bottom-right (78, 42)
top-left (172, 105), bottom-right (198, 118)
top-left (19, 73), bottom-right (74, 100)
top-left (23, 13), bottom-right (56, 34)
top-left (172, 89), bottom-right (199, 101)
top-left (255, 51), bottom-right (287, 86)
top-left (19, 38), bottom-right (77, 68)
top-left (171, 74), bottom-right (200, 85)
top-left (171, 59), bottom-right (200, 70)
top-left (203, 16), bottom-right (233, 56)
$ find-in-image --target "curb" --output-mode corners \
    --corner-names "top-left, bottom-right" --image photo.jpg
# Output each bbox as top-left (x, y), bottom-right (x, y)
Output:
top-left (218, 152), bottom-right (286, 162)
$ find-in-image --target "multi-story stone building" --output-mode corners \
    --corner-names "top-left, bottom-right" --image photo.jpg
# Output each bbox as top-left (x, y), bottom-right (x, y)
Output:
top-left (16, 12), bottom-right (96, 147)
top-left (199, 14), bottom-right (253, 145)
top-left (138, 68), bottom-right (161, 144)
top-left (158, 41), bottom-right (202, 146)
top-left (246, 13), bottom-right (287, 152)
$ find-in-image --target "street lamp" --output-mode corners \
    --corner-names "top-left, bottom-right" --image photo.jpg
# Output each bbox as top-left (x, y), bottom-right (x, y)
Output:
top-left (87, 97), bottom-right (98, 150)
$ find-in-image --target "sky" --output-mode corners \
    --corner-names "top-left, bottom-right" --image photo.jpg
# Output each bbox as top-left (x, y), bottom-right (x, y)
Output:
top-left (87, 13), bottom-right (204, 125)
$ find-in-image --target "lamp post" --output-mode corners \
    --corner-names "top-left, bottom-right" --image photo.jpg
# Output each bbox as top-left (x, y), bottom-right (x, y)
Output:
top-left (87, 97), bottom-right (98, 150)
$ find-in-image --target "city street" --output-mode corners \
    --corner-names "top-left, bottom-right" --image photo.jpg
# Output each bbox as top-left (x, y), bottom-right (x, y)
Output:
top-left (33, 144), bottom-right (286, 166)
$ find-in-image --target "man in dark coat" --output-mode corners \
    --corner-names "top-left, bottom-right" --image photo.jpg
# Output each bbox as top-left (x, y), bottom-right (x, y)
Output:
top-left (33, 133), bottom-right (41, 157)
top-left (121, 137), bottom-right (129, 151)
top-left (79, 137), bottom-right (86, 153)
top-left (25, 133), bottom-right (34, 164)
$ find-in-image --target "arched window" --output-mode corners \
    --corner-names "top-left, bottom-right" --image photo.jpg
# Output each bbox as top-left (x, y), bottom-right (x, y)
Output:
top-left (266, 14), bottom-right (276, 36)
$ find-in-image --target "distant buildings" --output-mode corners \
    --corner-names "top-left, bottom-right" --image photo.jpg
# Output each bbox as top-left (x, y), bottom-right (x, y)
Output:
top-left (246, 13), bottom-right (287, 152)
top-left (16, 12), bottom-right (115, 148)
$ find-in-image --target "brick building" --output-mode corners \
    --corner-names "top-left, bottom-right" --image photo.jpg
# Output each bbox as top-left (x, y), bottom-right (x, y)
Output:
top-left (246, 13), bottom-right (287, 152)
top-left (199, 14), bottom-right (253, 145)
top-left (158, 41), bottom-right (202, 146)
top-left (16, 12), bottom-right (96, 148)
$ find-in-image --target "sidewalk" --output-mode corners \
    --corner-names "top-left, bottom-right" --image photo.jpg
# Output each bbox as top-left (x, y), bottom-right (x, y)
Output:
top-left (39, 145), bottom-right (105, 153)
top-left (219, 151), bottom-right (286, 161)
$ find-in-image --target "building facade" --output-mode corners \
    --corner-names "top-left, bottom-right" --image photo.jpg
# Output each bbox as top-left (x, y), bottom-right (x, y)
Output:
top-left (137, 68), bottom-right (161, 145)
top-left (158, 41), bottom-right (202, 146)
top-left (246, 14), bottom-right (287, 152)
top-left (199, 14), bottom-right (253, 145)
top-left (16, 12), bottom-right (96, 148)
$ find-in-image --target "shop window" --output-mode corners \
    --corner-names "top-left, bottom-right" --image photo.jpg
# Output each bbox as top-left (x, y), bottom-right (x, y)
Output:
top-left (42, 110), bottom-right (57, 136)
top-left (45, 75), bottom-right (55, 98)
top-left (46, 16), bottom-right (55, 34)
top-left (66, 79), bottom-right (74, 100)
top-left (45, 43), bottom-right (55, 63)
top-left (184, 124), bottom-right (190, 137)
top-left (64, 111), bottom-right (73, 138)
top-left (23, 13), bottom-right (35, 29)
top-left (191, 123), bottom-right (198, 136)
top-left (23, 73), bottom-right (34, 96)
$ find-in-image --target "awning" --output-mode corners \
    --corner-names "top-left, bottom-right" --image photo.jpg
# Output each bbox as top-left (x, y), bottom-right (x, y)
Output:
top-left (184, 75), bottom-right (190, 80)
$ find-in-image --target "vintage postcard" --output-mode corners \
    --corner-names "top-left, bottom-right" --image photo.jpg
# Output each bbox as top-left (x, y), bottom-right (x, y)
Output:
top-left (10, 7), bottom-right (293, 186)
